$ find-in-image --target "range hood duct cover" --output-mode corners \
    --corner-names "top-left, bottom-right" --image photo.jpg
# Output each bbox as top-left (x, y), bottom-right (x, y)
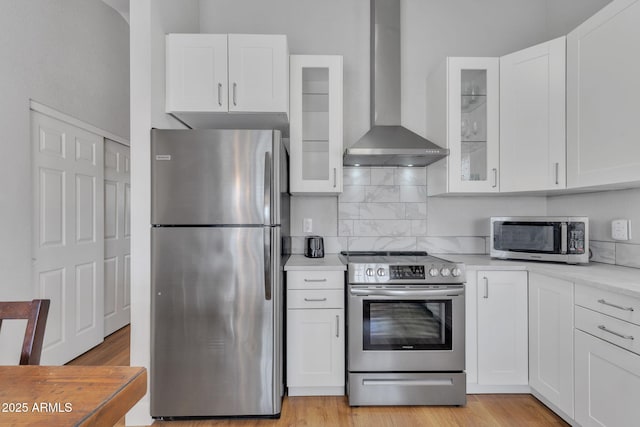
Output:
top-left (343, 0), bottom-right (449, 167)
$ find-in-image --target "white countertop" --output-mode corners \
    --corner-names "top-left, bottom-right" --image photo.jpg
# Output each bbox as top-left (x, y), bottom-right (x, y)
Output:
top-left (285, 253), bottom-right (640, 298)
top-left (284, 254), bottom-right (346, 271)
top-left (284, 252), bottom-right (640, 297)
top-left (444, 254), bottom-right (640, 298)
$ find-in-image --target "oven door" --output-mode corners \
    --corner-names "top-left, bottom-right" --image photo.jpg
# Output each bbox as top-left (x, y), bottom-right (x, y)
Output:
top-left (348, 287), bottom-right (465, 372)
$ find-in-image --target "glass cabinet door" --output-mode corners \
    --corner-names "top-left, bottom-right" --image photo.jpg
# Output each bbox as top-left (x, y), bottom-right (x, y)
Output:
top-left (301, 68), bottom-right (330, 181)
top-left (448, 58), bottom-right (499, 192)
top-left (290, 55), bottom-right (343, 194)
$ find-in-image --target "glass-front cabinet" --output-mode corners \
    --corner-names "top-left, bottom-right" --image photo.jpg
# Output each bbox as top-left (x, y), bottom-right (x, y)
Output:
top-left (289, 55), bottom-right (343, 194)
top-left (427, 57), bottom-right (499, 194)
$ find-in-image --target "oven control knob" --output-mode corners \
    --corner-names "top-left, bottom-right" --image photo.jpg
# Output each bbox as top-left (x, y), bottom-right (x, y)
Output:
top-left (428, 268), bottom-right (439, 277)
top-left (451, 268), bottom-right (462, 277)
top-left (440, 267), bottom-right (451, 277)
top-left (366, 268), bottom-right (375, 277)
top-left (376, 268), bottom-right (386, 277)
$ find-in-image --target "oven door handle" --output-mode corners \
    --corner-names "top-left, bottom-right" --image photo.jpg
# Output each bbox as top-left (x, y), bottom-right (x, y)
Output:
top-left (349, 288), bottom-right (464, 297)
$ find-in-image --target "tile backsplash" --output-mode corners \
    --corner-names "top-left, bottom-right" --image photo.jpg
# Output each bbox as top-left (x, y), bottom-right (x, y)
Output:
top-left (289, 167), bottom-right (640, 270)
top-left (337, 167), bottom-right (486, 254)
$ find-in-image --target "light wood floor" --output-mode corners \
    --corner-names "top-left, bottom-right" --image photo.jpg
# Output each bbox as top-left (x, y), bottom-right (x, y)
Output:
top-left (70, 325), bottom-right (569, 427)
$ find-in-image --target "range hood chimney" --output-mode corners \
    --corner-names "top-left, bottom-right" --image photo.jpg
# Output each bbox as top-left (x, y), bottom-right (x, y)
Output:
top-left (343, 0), bottom-right (449, 167)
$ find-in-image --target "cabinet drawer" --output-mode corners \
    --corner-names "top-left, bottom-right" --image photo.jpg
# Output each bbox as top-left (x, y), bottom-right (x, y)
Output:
top-left (575, 284), bottom-right (640, 326)
top-left (287, 290), bottom-right (344, 309)
top-left (575, 306), bottom-right (640, 356)
top-left (287, 270), bottom-right (344, 290)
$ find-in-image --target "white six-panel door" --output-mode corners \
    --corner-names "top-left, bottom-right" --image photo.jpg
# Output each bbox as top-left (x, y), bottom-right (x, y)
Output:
top-left (104, 140), bottom-right (131, 336)
top-left (32, 111), bottom-right (104, 365)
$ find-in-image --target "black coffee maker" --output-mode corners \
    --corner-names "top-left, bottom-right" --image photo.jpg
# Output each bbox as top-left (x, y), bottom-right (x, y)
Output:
top-left (304, 235), bottom-right (324, 258)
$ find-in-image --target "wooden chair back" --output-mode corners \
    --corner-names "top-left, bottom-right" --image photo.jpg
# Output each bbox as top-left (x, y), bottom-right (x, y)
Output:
top-left (0, 299), bottom-right (50, 365)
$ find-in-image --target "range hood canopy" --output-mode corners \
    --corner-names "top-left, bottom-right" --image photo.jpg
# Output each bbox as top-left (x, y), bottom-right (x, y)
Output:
top-left (343, 0), bottom-right (449, 167)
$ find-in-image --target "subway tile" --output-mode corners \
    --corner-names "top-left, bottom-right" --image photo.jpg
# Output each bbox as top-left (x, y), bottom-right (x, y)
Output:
top-left (405, 203), bottom-right (427, 220)
top-left (364, 186), bottom-right (400, 203)
top-left (416, 236), bottom-right (487, 254)
top-left (590, 240), bottom-right (616, 265)
top-left (354, 220), bottom-right (411, 237)
top-left (339, 220), bottom-right (354, 237)
top-left (343, 167), bottom-right (371, 186)
top-left (371, 167), bottom-right (395, 185)
top-left (400, 185), bottom-right (427, 202)
top-left (395, 167), bottom-right (427, 185)
top-left (339, 186), bottom-right (366, 203)
top-left (338, 203), bottom-right (360, 220)
top-left (411, 220), bottom-right (428, 236)
top-left (360, 203), bottom-right (405, 220)
top-left (616, 243), bottom-right (640, 269)
top-left (347, 237), bottom-right (417, 252)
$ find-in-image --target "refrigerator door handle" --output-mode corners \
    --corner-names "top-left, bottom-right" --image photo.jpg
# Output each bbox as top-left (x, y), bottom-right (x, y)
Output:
top-left (264, 152), bottom-right (272, 226)
top-left (264, 227), bottom-right (272, 301)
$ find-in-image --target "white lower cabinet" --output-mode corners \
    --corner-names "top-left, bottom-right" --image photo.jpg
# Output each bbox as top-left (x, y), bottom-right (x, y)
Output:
top-left (286, 270), bottom-right (344, 396)
top-left (574, 283), bottom-right (640, 426)
top-left (528, 273), bottom-right (574, 421)
top-left (575, 330), bottom-right (640, 427)
top-left (466, 270), bottom-right (529, 392)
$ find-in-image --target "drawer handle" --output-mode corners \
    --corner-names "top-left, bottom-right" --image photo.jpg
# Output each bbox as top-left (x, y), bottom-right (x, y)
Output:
top-left (598, 299), bottom-right (635, 312)
top-left (304, 297), bottom-right (327, 302)
top-left (598, 325), bottom-right (634, 341)
top-left (304, 278), bottom-right (327, 283)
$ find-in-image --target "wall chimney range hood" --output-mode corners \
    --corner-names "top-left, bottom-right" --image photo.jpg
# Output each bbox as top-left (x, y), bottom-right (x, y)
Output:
top-left (343, 0), bottom-right (449, 167)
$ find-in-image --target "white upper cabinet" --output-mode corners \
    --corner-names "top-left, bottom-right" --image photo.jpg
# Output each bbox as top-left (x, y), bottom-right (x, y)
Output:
top-left (227, 34), bottom-right (289, 114)
top-left (289, 55), bottom-right (343, 195)
top-left (166, 34), bottom-right (289, 131)
top-left (567, 0), bottom-right (640, 188)
top-left (427, 57), bottom-right (500, 195)
top-left (500, 36), bottom-right (567, 192)
top-left (166, 34), bottom-right (228, 113)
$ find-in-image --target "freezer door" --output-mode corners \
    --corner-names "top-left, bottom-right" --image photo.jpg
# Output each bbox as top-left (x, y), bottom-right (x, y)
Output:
top-left (151, 226), bottom-right (281, 417)
top-left (151, 129), bottom-right (281, 225)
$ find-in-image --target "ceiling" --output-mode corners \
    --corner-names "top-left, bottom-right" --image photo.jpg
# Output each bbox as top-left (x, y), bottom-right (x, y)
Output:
top-left (102, 0), bottom-right (129, 24)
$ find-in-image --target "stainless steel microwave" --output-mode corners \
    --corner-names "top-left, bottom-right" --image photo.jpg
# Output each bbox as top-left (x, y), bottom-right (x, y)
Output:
top-left (490, 217), bottom-right (589, 264)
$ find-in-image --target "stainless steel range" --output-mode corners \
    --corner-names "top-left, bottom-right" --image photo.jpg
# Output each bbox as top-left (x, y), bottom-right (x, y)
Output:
top-left (342, 251), bottom-right (466, 406)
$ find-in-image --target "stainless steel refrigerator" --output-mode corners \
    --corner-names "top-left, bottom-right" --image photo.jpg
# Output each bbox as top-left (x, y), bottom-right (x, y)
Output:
top-left (150, 129), bottom-right (289, 419)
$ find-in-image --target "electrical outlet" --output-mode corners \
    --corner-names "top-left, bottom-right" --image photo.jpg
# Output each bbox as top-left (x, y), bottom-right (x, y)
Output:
top-left (303, 218), bottom-right (313, 233)
top-left (612, 219), bottom-right (631, 240)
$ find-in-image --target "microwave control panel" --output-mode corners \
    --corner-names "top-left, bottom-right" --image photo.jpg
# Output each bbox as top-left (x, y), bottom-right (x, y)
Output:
top-left (568, 222), bottom-right (586, 254)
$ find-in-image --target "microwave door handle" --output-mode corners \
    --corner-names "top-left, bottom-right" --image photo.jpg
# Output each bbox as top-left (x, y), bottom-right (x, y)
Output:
top-left (561, 223), bottom-right (568, 254)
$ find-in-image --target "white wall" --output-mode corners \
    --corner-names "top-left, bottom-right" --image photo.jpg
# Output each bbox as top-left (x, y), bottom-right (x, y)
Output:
top-left (0, 0), bottom-right (129, 363)
top-left (129, 0), bottom-right (199, 424)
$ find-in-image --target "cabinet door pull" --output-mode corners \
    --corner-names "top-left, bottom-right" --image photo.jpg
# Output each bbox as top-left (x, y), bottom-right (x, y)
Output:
top-left (333, 168), bottom-right (337, 188)
top-left (304, 278), bottom-right (327, 283)
top-left (233, 82), bottom-right (238, 106)
top-left (598, 325), bottom-right (634, 340)
top-left (554, 162), bottom-right (559, 185)
top-left (336, 315), bottom-right (340, 338)
top-left (483, 277), bottom-right (489, 299)
top-left (304, 297), bottom-right (327, 302)
top-left (217, 83), bottom-right (223, 106)
top-left (491, 168), bottom-right (498, 188)
top-left (598, 299), bottom-right (634, 312)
